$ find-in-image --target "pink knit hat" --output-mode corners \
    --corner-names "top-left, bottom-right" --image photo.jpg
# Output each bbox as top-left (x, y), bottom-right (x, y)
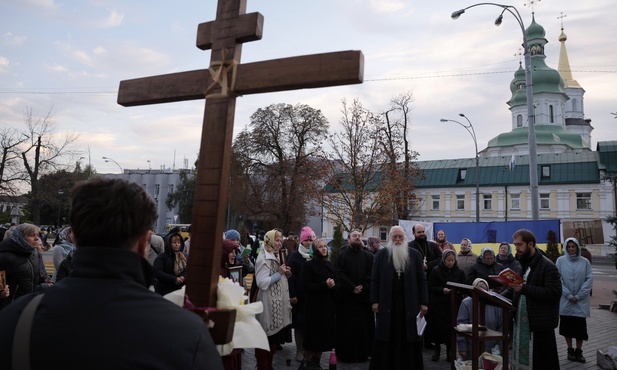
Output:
top-left (300, 226), bottom-right (315, 242)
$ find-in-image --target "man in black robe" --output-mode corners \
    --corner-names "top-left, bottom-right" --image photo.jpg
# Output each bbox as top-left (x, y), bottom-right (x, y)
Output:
top-left (335, 229), bottom-right (374, 363)
top-left (370, 226), bottom-right (428, 370)
top-left (408, 223), bottom-right (442, 277)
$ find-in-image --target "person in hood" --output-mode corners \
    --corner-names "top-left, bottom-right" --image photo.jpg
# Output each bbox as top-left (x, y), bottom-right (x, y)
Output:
top-left (495, 242), bottom-right (522, 276)
top-left (465, 247), bottom-right (504, 291)
top-left (51, 227), bottom-right (75, 283)
top-left (555, 237), bottom-right (592, 363)
top-left (153, 231), bottom-right (187, 295)
top-left (456, 238), bottom-right (478, 276)
top-left (0, 223), bottom-right (45, 309)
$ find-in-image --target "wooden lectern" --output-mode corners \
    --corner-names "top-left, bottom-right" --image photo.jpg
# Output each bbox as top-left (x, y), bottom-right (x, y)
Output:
top-left (447, 282), bottom-right (516, 370)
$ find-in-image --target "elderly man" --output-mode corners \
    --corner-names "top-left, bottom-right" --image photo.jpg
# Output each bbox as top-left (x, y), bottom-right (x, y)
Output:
top-left (504, 229), bottom-right (561, 370)
top-left (408, 224), bottom-right (442, 276)
top-left (370, 226), bottom-right (428, 370)
top-left (335, 229), bottom-right (374, 363)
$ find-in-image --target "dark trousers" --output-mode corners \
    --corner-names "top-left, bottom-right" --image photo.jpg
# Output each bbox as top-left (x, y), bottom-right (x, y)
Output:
top-left (532, 330), bottom-right (559, 370)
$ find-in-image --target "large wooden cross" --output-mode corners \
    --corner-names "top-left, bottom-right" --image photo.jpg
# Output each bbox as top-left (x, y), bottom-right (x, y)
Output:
top-left (118, 0), bottom-right (363, 307)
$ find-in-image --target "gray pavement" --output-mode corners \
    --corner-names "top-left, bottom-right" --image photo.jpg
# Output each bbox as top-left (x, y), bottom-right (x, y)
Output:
top-left (238, 306), bottom-right (617, 369)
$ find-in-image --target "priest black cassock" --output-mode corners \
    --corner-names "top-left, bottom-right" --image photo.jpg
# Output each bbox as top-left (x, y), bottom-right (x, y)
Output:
top-left (370, 226), bottom-right (429, 370)
top-left (334, 230), bottom-right (374, 363)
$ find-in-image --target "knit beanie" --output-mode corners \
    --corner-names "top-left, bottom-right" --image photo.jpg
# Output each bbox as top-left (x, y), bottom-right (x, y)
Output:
top-left (224, 229), bottom-right (241, 241)
top-left (300, 226), bottom-right (315, 242)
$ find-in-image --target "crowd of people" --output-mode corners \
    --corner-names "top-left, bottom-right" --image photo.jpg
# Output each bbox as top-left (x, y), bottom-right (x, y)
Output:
top-left (0, 183), bottom-right (595, 370)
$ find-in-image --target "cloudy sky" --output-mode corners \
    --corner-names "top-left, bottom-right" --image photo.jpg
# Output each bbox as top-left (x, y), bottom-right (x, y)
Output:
top-left (1, 0), bottom-right (615, 174)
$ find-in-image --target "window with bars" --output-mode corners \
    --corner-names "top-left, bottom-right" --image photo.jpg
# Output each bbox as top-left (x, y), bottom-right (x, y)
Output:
top-left (576, 193), bottom-right (591, 210)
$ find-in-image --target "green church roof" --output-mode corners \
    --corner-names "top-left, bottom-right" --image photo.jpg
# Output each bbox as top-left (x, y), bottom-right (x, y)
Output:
top-left (486, 125), bottom-right (588, 149)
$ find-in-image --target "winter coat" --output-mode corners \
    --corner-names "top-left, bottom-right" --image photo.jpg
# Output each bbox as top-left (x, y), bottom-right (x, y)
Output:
top-left (456, 252), bottom-right (478, 276)
top-left (153, 232), bottom-right (187, 296)
top-left (556, 238), bottom-right (593, 318)
top-left (504, 247), bottom-right (562, 331)
top-left (408, 239), bottom-right (442, 275)
top-left (0, 238), bottom-right (44, 310)
top-left (457, 296), bottom-right (503, 353)
top-left (0, 247), bottom-right (222, 370)
top-left (302, 256), bottom-right (337, 352)
top-left (371, 247), bottom-right (428, 342)
top-left (427, 257), bottom-right (466, 343)
top-left (465, 257), bottom-right (504, 290)
top-left (255, 249), bottom-right (292, 336)
top-left (288, 249), bottom-right (309, 328)
top-left (495, 253), bottom-right (522, 276)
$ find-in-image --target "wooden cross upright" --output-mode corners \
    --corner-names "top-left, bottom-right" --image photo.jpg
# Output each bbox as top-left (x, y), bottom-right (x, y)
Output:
top-left (118, 0), bottom-right (363, 307)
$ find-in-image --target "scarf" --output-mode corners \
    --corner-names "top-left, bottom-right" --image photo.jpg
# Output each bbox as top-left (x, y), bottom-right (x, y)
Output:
top-left (511, 267), bottom-right (532, 369)
top-left (174, 251), bottom-right (187, 275)
top-left (10, 227), bottom-right (36, 256)
top-left (298, 245), bottom-right (310, 260)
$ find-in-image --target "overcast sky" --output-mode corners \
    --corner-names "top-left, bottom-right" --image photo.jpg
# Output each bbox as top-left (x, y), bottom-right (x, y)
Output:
top-left (1, 0), bottom-right (615, 174)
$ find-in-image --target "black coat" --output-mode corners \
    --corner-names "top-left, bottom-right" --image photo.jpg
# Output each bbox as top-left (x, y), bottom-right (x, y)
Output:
top-left (288, 250), bottom-right (308, 327)
top-left (0, 247), bottom-right (222, 370)
top-left (427, 261), bottom-right (466, 343)
top-left (0, 238), bottom-right (44, 310)
top-left (504, 249), bottom-right (562, 332)
top-left (302, 257), bottom-right (337, 352)
top-left (153, 232), bottom-right (187, 296)
top-left (465, 257), bottom-right (505, 290)
top-left (408, 239), bottom-right (442, 275)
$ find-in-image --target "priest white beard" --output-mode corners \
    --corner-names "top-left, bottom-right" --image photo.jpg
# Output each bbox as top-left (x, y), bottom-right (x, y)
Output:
top-left (387, 240), bottom-right (409, 272)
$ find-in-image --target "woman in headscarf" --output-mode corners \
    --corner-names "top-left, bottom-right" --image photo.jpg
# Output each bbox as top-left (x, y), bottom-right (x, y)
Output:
top-left (0, 223), bottom-right (45, 309)
top-left (52, 227), bottom-right (75, 282)
top-left (427, 249), bottom-right (466, 361)
top-left (495, 242), bottom-right (522, 275)
top-left (556, 237), bottom-right (593, 363)
top-left (466, 247), bottom-right (504, 291)
top-left (254, 229), bottom-right (292, 370)
top-left (153, 231), bottom-right (187, 296)
top-left (302, 238), bottom-right (337, 370)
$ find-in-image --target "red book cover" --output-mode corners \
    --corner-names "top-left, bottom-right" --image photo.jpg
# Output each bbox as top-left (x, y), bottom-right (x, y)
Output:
top-left (489, 268), bottom-right (524, 286)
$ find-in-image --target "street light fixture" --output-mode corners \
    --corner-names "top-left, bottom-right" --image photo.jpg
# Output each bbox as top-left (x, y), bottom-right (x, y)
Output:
top-left (441, 116), bottom-right (480, 222)
top-left (102, 156), bottom-right (124, 173)
top-left (451, 2), bottom-right (539, 220)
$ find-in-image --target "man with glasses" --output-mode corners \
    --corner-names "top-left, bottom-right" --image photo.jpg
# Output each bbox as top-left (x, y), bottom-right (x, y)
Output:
top-left (335, 229), bottom-right (374, 363)
top-left (504, 229), bottom-right (561, 370)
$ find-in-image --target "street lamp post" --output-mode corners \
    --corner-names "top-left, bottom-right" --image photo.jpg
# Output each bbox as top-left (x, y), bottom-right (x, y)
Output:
top-left (452, 2), bottom-right (539, 220)
top-left (102, 156), bottom-right (124, 173)
top-left (441, 116), bottom-right (480, 222)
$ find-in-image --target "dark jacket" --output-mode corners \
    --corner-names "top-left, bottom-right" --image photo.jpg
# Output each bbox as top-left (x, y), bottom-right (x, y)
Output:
top-left (302, 256), bottom-right (337, 352)
top-left (0, 238), bottom-right (44, 310)
top-left (0, 247), bottom-right (222, 370)
top-left (371, 247), bottom-right (429, 342)
top-left (465, 257), bottom-right (505, 290)
top-left (408, 239), bottom-right (442, 275)
top-left (153, 232), bottom-right (187, 296)
top-left (55, 250), bottom-right (74, 282)
top-left (495, 254), bottom-right (523, 276)
top-left (427, 258), bottom-right (466, 343)
top-left (504, 248), bottom-right (562, 331)
top-left (288, 249), bottom-right (308, 327)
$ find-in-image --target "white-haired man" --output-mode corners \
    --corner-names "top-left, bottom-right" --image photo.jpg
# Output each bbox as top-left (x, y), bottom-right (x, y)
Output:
top-left (369, 226), bottom-right (429, 370)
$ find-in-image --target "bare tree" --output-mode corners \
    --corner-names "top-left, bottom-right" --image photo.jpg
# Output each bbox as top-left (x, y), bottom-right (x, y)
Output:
top-left (20, 107), bottom-right (79, 225)
top-left (376, 91), bottom-right (421, 224)
top-left (230, 103), bottom-right (329, 232)
top-left (0, 127), bottom-right (27, 196)
top-left (322, 98), bottom-right (386, 233)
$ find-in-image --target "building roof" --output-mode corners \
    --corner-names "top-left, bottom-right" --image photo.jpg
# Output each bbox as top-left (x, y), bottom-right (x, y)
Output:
top-left (486, 125), bottom-right (588, 149)
top-left (597, 141), bottom-right (617, 173)
top-left (414, 150), bottom-right (601, 188)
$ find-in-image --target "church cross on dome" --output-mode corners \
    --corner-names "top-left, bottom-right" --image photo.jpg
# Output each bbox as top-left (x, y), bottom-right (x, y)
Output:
top-left (523, 0), bottom-right (541, 12)
top-left (557, 12), bottom-right (567, 30)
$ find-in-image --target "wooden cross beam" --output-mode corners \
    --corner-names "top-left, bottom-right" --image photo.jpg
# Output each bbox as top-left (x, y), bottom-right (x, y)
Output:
top-left (118, 0), bottom-right (363, 307)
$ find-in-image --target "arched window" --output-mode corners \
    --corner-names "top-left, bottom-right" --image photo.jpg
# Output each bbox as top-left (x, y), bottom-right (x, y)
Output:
top-left (549, 105), bottom-right (554, 123)
top-left (516, 114), bottom-right (523, 127)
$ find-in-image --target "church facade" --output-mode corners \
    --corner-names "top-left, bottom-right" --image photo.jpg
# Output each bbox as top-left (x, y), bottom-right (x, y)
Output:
top-left (323, 16), bottom-right (617, 249)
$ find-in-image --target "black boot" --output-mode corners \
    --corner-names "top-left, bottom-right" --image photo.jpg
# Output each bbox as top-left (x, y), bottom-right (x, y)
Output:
top-left (431, 344), bottom-right (441, 362)
top-left (574, 348), bottom-right (586, 363)
top-left (445, 344), bottom-right (451, 362)
top-left (567, 347), bottom-right (576, 361)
